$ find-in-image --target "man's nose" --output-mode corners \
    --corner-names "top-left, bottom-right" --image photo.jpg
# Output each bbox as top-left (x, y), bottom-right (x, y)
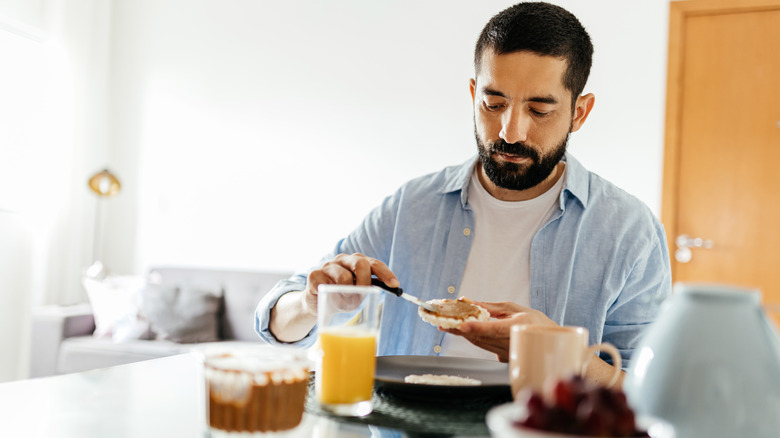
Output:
top-left (499, 109), bottom-right (530, 144)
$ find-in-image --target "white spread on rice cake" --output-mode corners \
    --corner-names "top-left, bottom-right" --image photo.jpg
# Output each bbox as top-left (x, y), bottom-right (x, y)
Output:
top-left (404, 374), bottom-right (482, 386)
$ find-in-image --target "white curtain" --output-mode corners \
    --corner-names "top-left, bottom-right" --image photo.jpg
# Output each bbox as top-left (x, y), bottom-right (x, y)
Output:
top-left (0, 0), bottom-right (112, 381)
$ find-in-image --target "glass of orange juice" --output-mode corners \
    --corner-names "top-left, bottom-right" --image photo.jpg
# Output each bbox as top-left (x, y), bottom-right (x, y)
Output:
top-left (315, 285), bottom-right (383, 417)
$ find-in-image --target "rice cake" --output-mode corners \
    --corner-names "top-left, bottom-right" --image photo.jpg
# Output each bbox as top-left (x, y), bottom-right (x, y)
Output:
top-left (418, 298), bottom-right (489, 329)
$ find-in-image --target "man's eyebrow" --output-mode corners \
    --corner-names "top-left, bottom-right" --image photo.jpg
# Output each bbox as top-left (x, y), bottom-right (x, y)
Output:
top-left (527, 95), bottom-right (559, 105)
top-left (481, 87), bottom-right (559, 105)
top-left (482, 87), bottom-right (507, 98)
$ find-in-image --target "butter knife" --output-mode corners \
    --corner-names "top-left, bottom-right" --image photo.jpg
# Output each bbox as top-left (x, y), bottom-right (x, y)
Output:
top-left (371, 278), bottom-right (438, 312)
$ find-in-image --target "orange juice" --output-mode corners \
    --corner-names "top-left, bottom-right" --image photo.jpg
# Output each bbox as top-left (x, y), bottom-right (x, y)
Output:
top-left (317, 328), bottom-right (377, 404)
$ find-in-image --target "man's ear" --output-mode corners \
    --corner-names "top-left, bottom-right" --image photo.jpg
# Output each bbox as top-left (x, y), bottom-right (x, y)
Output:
top-left (571, 93), bottom-right (595, 133)
top-left (469, 78), bottom-right (476, 103)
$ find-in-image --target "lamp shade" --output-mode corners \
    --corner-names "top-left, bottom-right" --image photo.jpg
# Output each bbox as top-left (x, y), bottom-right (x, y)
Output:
top-left (88, 169), bottom-right (121, 197)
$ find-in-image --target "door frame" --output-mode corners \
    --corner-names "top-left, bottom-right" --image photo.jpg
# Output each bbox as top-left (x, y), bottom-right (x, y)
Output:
top-left (661, 0), bottom-right (780, 272)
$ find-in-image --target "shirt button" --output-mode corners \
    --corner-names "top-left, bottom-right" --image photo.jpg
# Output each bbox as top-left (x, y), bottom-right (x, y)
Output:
top-left (463, 228), bottom-right (471, 236)
top-left (447, 286), bottom-right (456, 294)
top-left (433, 345), bottom-right (442, 353)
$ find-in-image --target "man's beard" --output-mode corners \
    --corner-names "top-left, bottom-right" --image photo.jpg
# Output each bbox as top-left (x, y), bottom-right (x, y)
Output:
top-left (475, 125), bottom-right (569, 192)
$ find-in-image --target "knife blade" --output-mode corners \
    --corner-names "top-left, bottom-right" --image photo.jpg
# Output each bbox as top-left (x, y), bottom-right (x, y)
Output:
top-left (370, 278), bottom-right (438, 312)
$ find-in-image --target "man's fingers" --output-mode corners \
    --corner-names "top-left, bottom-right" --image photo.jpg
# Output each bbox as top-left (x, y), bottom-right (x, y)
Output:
top-left (347, 254), bottom-right (398, 288)
top-left (305, 270), bottom-right (337, 315)
top-left (460, 319), bottom-right (514, 337)
top-left (369, 259), bottom-right (399, 288)
top-left (349, 255), bottom-right (378, 286)
top-left (331, 253), bottom-right (399, 288)
top-left (460, 333), bottom-right (508, 358)
top-left (440, 327), bottom-right (463, 335)
top-left (309, 254), bottom-right (400, 310)
top-left (444, 323), bottom-right (506, 349)
top-left (444, 307), bottom-right (556, 364)
top-left (470, 300), bottom-right (530, 317)
top-left (320, 263), bottom-right (356, 285)
top-left (306, 264), bottom-right (354, 305)
top-left (306, 270), bottom-right (332, 295)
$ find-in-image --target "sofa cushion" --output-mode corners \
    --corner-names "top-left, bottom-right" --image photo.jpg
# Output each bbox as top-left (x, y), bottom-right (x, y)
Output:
top-left (147, 267), bottom-right (293, 342)
top-left (83, 276), bottom-right (147, 338)
top-left (140, 283), bottom-right (223, 343)
top-left (32, 267), bottom-right (297, 377)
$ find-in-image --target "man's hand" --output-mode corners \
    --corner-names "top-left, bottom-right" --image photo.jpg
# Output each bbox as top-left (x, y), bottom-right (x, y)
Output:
top-left (442, 300), bottom-right (557, 362)
top-left (269, 253), bottom-right (398, 343)
top-left (303, 253), bottom-right (399, 315)
top-left (443, 300), bottom-right (625, 387)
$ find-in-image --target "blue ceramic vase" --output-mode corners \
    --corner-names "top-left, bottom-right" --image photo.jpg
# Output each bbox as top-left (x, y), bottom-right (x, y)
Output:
top-left (624, 283), bottom-right (780, 437)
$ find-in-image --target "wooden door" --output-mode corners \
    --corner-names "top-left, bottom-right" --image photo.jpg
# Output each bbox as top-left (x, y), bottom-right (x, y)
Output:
top-left (662, 0), bottom-right (780, 316)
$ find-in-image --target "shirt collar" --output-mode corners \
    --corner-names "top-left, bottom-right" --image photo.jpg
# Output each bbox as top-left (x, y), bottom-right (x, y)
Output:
top-left (438, 152), bottom-right (590, 209)
top-left (436, 156), bottom-right (479, 208)
top-left (560, 153), bottom-right (590, 208)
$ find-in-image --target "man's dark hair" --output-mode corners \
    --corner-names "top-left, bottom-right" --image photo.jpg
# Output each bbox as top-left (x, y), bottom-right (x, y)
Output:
top-left (474, 2), bottom-right (593, 108)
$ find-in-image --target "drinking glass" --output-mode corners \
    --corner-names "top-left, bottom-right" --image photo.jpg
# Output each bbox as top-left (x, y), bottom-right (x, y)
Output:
top-left (315, 284), bottom-right (383, 417)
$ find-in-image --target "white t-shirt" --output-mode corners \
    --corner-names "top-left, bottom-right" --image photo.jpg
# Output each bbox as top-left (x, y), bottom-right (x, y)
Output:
top-left (439, 164), bottom-right (566, 360)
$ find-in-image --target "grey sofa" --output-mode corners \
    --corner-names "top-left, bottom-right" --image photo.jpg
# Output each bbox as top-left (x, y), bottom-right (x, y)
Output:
top-left (30, 266), bottom-right (293, 377)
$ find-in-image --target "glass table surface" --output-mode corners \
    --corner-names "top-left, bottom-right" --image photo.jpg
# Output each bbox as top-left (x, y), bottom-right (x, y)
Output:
top-left (0, 352), bottom-right (510, 438)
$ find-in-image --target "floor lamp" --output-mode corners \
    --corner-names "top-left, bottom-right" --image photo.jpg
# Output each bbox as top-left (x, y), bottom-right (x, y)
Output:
top-left (86, 169), bottom-right (121, 278)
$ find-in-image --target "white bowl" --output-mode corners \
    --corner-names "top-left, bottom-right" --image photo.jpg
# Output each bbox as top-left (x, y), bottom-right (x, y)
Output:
top-left (486, 402), bottom-right (675, 438)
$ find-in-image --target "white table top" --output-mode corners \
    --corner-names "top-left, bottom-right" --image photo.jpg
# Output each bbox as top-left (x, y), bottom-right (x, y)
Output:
top-left (0, 353), bottom-right (381, 438)
top-left (0, 353), bottom-right (204, 437)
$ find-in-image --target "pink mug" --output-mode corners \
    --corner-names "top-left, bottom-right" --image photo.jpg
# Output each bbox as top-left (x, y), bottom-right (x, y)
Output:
top-left (509, 324), bottom-right (622, 398)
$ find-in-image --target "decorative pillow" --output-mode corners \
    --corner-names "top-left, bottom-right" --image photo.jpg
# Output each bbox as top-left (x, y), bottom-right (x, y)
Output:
top-left (112, 311), bottom-right (154, 342)
top-left (139, 283), bottom-right (223, 343)
top-left (83, 275), bottom-right (149, 339)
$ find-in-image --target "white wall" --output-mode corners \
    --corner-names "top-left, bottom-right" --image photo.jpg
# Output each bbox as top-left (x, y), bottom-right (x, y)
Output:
top-left (0, 0), bottom-right (669, 381)
top-left (103, 0), bottom-right (670, 276)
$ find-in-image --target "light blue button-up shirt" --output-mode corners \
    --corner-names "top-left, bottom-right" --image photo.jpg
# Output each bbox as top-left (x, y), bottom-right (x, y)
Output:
top-left (255, 153), bottom-right (672, 369)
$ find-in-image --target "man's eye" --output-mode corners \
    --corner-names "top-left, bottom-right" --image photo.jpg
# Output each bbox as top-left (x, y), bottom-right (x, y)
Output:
top-left (484, 102), bottom-right (504, 111)
top-left (530, 108), bottom-right (550, 117)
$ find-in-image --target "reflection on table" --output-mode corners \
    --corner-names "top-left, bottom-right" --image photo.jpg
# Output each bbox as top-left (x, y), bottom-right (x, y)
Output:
top-left (0, 351), bottom-right (502, 438)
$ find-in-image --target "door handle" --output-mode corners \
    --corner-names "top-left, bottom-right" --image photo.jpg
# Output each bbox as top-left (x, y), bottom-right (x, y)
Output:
top-left (675, 234), bottom-right (714, 263)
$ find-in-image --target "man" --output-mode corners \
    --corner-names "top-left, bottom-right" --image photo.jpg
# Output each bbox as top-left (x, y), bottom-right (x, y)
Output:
top-left (255, 2), bottom-right (671, 386)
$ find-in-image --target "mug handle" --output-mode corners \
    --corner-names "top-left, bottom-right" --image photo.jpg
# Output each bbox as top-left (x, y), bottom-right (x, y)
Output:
top-left (581, 343), bottom-right (622, 388)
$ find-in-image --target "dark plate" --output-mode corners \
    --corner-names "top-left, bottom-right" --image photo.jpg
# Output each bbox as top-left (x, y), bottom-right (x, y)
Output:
top-left (374, 355), bottom-right (512, 402)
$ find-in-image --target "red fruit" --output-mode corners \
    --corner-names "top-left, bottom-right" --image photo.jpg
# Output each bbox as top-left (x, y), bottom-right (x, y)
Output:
top-left (613, 408), bottom-right (636, 436)
top-left (515, 375), bottom-right (645, 437)
top-left (577, 394), bottom-right (607, 435)
top-left (514, 389), bottom-right (548, 430)
top-left (552, 379), bottom-right (578, 415)
top-left (613, 391), bottom-right (629, 409)
top-left (546, 406), bottom-right (576, 434)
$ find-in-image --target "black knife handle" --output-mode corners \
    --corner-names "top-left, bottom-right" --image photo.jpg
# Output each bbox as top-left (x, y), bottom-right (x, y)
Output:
top-left (371, 278), bottom-right (403, 297)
